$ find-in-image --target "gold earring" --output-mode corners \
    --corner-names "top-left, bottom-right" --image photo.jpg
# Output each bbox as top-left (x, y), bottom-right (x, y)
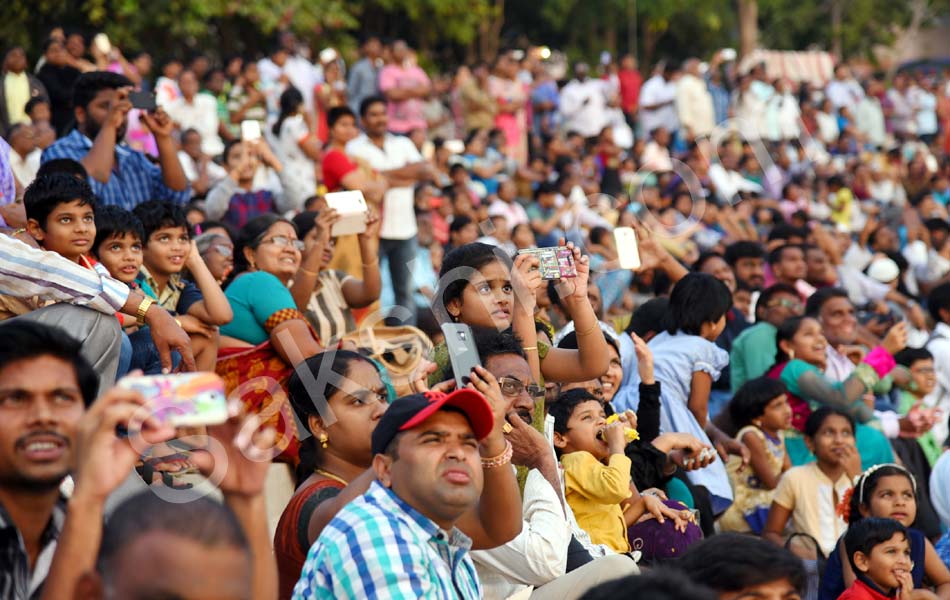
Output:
top-left (789, 349), bottom-right (795, 360)
top-left (249, 260), bottom-right (257, 271)
top-left (319, 433), bottom-right (328, 449)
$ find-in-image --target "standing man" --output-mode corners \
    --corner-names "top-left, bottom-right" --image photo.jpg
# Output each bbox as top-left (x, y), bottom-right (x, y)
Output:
top-left (41, 72), bottom-right (190, 210)
top-left (559, 63), bottom-right (609, 141)
top-left (638, 62), bottom-right (679, 146)
top-left (617, 55), bottom-right (642, 134)
top-left (676, 58), bottom-right (715, 141)
top-left (378, 41), bottom-right (431, 136)
top-left (347, 96), bottom-right (431, 325)
top-left (293, 384), bottom-right (513, 599)
top-left (347, 35), bottom-right (382, 115)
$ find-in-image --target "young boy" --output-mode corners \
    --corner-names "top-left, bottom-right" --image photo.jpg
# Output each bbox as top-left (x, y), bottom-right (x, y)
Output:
top-left (840, 518), bottom-right (914, 600)
top-left (763, 407), bottom-right (864, 558)
top-left (894, 348), bottom-right (943, 466)
top-left (132, 200), bottom-right (232, 370)
top-left (93, 205), bottom-right (145, 286)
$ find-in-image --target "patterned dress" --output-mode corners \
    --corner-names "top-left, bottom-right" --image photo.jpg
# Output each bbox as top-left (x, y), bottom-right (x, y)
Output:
top-left (719, 426), bottom-right (785, 534)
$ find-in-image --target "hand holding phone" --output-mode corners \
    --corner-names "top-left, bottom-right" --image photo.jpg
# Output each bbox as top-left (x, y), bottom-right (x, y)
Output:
top-left (129, 90), bottom-right (157, 112)
top-left (324, 190), bottom-right (368, 236)
top-left (241, 119), bottom-right (262, 141)
top-left (117, 372), bottom-right (229, 428)
top-left (441, 323), bottom-right (482, 388)
top-left (517, 247), bottom-right (576, 280)
top-left (614, 227), bottom-right (641, 270)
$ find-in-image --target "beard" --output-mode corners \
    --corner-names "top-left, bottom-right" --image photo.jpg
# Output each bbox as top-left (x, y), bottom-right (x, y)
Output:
top-left (84, 117), bottom-right (128, 143)
top-left (0, 470), bottom-right (67, 494)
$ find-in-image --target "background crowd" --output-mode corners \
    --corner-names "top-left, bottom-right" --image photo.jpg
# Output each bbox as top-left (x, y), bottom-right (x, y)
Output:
top-left (3, 24), bottom-right (950, 600)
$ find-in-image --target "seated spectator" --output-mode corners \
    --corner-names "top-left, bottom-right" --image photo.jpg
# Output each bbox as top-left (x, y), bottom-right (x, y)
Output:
top-left (672, 533), bottom-right (806, 599)
top-left (166, 69), bottom-right (224, 157)
top-left (177, 127), bottom-right (227, 198)
top-left (41, 71), bottom-right (191, 209)
top-left (272, 87), bottom-right (320, 213)
top-left (216, 215), bottom-right (323, 461)
top-left (195, 229), bottom-right (234, 285)
top-left (837, 519), bottom-right (914, 600)
top-left (24, 96), bottom-right (52, 124)
top-left (528, 181), bottom-right (569, 248)
top-left (449, 214), bottom-right (480, 250)
top-left (133, 200), bottom-right (232, 371)
top-left (205, 139), bottom-right (280, 229)
top-left (763, 407), bottom-right (862, 557)
top-left (227, 60), bottom-right (267, 132)
top-left (292, 382), bottom-right (519, 598)
top-left (730, 283), bottom-right (803, 392)
top-left (7, 123), bottom-right (41, 188)
top-left (893, 348), bottom-right (942, 467)
top-left (290, 208), bottom-right (381, 344)
top-left (488, 178), bottom-right (529, 227)
top-left (580, 569), bottom-right (718, 600)
top-left (0, 46), bottom-right (46, 135)
top-left (35, 38), bottom-right (81, 136)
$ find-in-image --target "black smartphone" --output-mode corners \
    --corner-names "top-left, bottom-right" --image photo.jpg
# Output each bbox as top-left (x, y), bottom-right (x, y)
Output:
top-left (129, 90), bottom-right (157, 111)
top-left (440, 323), bottom-right (481, 387)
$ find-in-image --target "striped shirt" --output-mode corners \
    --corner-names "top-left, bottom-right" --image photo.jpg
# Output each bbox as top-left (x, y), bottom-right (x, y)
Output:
top-left (41, 130), bottom-right (192, 210)
top-left (0, 497), bottom-right (66, 600)
top-left (0, 234), bottom-right (129, 315)
top-left (292, 481), bottom-right (481, 600)
top-left (304, 270), bottom-right (354, 345)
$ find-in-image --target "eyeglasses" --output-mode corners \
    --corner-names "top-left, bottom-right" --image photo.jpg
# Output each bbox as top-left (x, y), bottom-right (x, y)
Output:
top-left (260, 236), bottom-right (305, 251)
top-left (211, 244), bottom-right (233, 258)
top-left (767, 298), bottom-right (803, 311)
top-left (498, 377), bottom-right (544, 399)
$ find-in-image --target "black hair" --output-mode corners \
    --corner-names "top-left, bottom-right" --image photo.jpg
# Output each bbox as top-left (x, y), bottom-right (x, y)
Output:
top-left (724, 240), bottom-right (766, 266)
top-left (24, 173), bottom-right (96, 230)
top-left (93, 205), bottom-right (144, 256)
top-left (72, 71), bottom-right (133, 113)
top-left (671, 533), bottom-right (806, 594)
top-left (693, 251), bottom-right (726, 273)
top-left (24, 96), bottom-right (50, 117)
top-left (229, 214), bottom-right (297, 282)
top-left (435, 242), bottom-right (512, 322)
top-left (97, 490), bottom-right (249, 579)
top-left (557, 329), bottom-right (620, 357)
top-left (728, 377), bottom-right (788, 429)
top-left (0, 320), bottom-right (98, 405)
top-left (359, 94), bottom-right (387, 119)
top-left (550, 388), bottom-right (601, 438)
top-left (589, 226), bottom-right (609, 246)
top-left (843, 517), bottom-right (908, 573)
top-left (291, 211), bottom-right (320, 240)
top-left (773, 315), bottom-right (810, 364)
top-left (534, 181), bottom-right (558, 200)
top-left (626, 297), bottom-right (671, 338)
top-left (804, 287), bottom-right (850, 318)
top-left (767, 244), bottom-right (805, 267)
top-left (666, 273), bottom-right (732, 335)
top-left (894, 347), bottom-right (933, 368)
top-left (756, 283), bottom-right (801, 320)
top-left (846, 465), bottom-right (917, 525)
top-left (579, 569), bottom-right (717, 600)
top-left (473, 328), bottom-right (527, 363)
top-left (327, 105), bottom-right (356, 130)
top-left (272, 86), bottom-right (304, 138)
top-left (803, 406), bottom-right (854, 438)
top-left (924, 218), bottom-right (950, 234)
top-left (927, 282), bottom-right (950, 324)
top-left (195, 220), bottom-right (233, 239)
top-left (36, 158), bottom-right (88, 180)
top-left (180, 127), bottom-right (201, 143)
top-left (287, 350), bottom-right (381, 486)
top-left (132, 200), bottom-right (191, 245)
top-left (449, 215), bottom-right (474, 235)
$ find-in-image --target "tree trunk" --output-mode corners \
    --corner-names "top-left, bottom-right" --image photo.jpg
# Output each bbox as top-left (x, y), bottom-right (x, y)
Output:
top-left (737, 0), bottom-right (758, 59)
top-left (830, 0), bottom-right (843, 59)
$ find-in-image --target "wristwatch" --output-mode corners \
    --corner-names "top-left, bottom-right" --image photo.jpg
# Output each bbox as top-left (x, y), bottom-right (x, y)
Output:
top-left (136, 297), bottom-right (155, 326)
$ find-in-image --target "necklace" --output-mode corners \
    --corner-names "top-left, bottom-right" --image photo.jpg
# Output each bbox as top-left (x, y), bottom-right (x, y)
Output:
top-left (314, 468), bottom-right (349, 486)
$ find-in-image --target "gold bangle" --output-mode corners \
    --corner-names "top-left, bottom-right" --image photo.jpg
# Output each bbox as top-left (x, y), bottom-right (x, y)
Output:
top-left (522, 346), bottom-right (538, 352)
top-left (298, 267), bottom-right (320, 277)
top-left (135, 297), bottom-right (155, 326)
top-left (11, 228), bottom-right (26, 236)
top-left (576, 322), bottom-right (600, 337)
top-left (174, 318), bottom-right (182, 327)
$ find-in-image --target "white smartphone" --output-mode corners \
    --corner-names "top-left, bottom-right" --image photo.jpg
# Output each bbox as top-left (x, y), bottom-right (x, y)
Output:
top-left (324, 190), bottom-right (368, 236)
top-left (614, 227), bottom-right (641, 270)
top-left (241, 120), bottom-right (262, 141)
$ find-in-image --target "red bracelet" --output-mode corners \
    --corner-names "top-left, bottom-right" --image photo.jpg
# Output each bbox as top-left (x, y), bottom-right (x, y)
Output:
top-left (481, 440), bottom-right (513, 469)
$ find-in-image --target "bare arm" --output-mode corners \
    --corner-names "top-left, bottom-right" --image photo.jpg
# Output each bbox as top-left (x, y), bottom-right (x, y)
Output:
top-left (762, 501), bottom-right (792, 547)
top-left (340, 214), bottom-right (382, 308)
top-left (143, 108), bottom-right (189, 192)
top-left (183, 241), bottom-right (233, 325)
top-left (81, 88), bottom-right (132, 182)
top-left (270, 320), bottom-right (323, 365)
top-left (742, 430), bottom-right (783, 489)
top-left (687, 371), bottom-right (713, 427)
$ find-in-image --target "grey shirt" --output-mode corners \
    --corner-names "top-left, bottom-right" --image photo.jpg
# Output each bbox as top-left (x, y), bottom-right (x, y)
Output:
top-left (347, 58), bottom-right (380, 114)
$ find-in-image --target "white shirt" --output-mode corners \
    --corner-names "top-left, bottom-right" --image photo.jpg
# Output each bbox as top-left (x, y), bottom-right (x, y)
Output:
top-left (257, 55), bottom-right (321, 114)
top-left (9, 148), bottom-right (40, 187)
top-left (487, 198), bottom-right (529, 228)
top-left (346, 133), bottom-right (422, 240)
top-left (275, 114), bottom-right (317, 213)
top-left (707, 163), bottom-right (763, 205)
top-left (471, 468), bottom-right (570, 599)
top-left (165, 93), bottom-right (223, 156)
top-left (825, 78), bottom-right (864, 112)
top-left (639, 141), bottom-right (673, 172)
top-left (639, 75), bottom-right (679, 135)
top-left (675, 73), bottom-right (715, 137)
top-left (925, 322), bottom-right (950, 446)
top-left (559, 78), bottom-right (609, 138)
top-left (176, 150), bottom-right (227, 188)
top-left (856, 97), bottom-right (886, 148)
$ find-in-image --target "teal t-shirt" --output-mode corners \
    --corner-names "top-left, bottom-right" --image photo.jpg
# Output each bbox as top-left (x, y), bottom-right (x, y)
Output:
top-left (221, 271), bottom-right (296, 345)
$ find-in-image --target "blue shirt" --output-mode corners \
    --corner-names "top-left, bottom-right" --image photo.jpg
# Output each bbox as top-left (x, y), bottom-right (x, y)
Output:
top-left (41, 130), bottom-right (191, 210)
top-left (293, 481), bottom-right (481, 600)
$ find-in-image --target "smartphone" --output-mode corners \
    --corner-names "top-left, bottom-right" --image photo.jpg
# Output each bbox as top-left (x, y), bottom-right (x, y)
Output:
top-left (93, 33), bottom-right (112, 56)
top-left (517, 247), bottom-right (576, 280)
top-left (117, 372), bottom-right (229, 428)
top-left (441, 323), bottom-right (481, 387)
top-left (614, 227), bottom-right (641, 270)
top-left (241, 119), bottom-right (262, 141)
top-left (324, 190), bottom-right (368, 236)
top-left (129, 90), bottom-right (157, 112)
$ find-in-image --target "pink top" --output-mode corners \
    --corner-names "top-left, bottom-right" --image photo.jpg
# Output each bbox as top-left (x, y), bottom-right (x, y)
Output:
top-left (378, 64), bottom-right (430, 134)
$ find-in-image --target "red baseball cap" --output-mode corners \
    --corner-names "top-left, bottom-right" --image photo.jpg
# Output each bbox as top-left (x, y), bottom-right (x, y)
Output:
top-left (371, 389), bottom-right (495, 455)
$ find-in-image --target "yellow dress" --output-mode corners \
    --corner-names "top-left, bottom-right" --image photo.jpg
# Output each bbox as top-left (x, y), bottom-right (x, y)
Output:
top-left (719, 426), bottom-right (785, 534)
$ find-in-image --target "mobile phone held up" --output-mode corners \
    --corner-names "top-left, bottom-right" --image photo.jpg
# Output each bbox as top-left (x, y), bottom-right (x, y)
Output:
top-left (324, 190), bottom-right (368, 236)
top-left (117, 372), bottom-right (229, 428)
top-left (441, 323), bottom-right (481, 388)
top-left (614, 227), bottom-right (641, 270)
top-left (129, 90), bottom-right (157, 112)
top-left (241, 119), bottom-right (262, 141)
top-left (517, 247), bottom-right (576, 280)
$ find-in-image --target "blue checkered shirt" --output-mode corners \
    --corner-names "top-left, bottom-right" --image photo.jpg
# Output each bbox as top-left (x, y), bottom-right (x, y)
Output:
top-left (41, 130), bottom-right (191, 210)
top-left (292, 481), bottom-right (482, 600)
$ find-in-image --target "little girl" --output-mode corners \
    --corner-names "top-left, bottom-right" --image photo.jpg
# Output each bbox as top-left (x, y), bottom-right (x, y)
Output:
top-left (818, 463), bottom-right (950, 600)
top-left (719, 377), bottom-right (792, 534)
top-left (648, 273), bottom-right (739, 514)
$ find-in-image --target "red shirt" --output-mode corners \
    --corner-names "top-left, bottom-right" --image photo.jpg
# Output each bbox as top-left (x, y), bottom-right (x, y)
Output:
top-left (321, 148), bottom-right (357, 192)
top-left (837, 579), bottom-right (894, 600)
top-left (618, 69), bottom-right (643, 113)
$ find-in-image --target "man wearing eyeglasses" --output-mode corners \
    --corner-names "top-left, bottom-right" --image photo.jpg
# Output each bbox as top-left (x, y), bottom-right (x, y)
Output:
top-left (730, 283), bottom-right (804, 392)
top-left (469, 329), bottom-right (637, 599)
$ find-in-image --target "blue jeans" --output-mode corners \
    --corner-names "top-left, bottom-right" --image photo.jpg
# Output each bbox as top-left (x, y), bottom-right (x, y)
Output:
top-left (379, 236), bottom-right (418, 326)
top-left (128, 327), bottom-right (181, 374)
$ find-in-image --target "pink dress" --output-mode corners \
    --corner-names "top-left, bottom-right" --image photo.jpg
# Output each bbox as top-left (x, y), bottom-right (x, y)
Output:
top-left (488, 75), bottom-right (528, 164)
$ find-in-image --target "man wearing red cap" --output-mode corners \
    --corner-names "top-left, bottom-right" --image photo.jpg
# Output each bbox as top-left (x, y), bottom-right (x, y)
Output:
top-left (292, 366), bottom-right (518, 599)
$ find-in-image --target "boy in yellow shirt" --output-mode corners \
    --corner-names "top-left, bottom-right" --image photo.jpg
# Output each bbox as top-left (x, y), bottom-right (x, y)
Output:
top-left (551, 389), bottom-right (690, 552)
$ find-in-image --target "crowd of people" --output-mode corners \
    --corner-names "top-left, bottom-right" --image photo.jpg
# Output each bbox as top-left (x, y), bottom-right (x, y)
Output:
top-left (3, 25), bottom-right (950, 600)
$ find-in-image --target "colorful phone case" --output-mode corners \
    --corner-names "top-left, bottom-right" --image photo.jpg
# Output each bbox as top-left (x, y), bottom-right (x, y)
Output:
top-left (118, 372), bottom-right (229, 428)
